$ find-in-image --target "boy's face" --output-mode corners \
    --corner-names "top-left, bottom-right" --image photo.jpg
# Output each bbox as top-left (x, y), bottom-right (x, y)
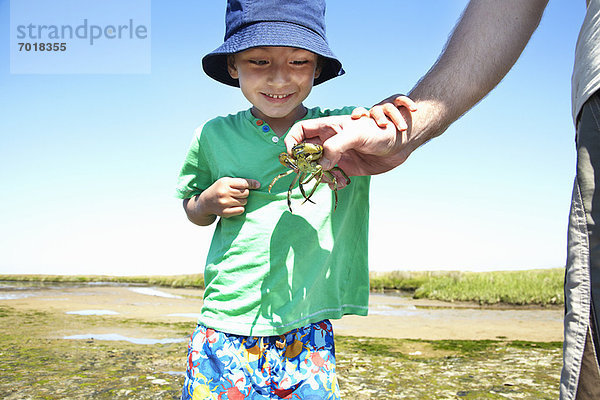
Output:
top-left (228, 47), bottom-right (321, 124)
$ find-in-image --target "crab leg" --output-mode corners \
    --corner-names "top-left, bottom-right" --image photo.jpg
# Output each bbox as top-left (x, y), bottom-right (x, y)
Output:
top-left (269, 144), bottom-right (349, 212)
top-left (298, 172), bottom-right (316, 204)
top-left (323, 171), bottom-right (339, 211)
top-left (287, 173), bottom-right (301, 213)
top-left (300, 171), bottom-right (319, 200)
top-left (301, 172), bottom-right (319, 185)
top-left (268, 169), bottom-right (295, 193)
top-left (302, 171), bottom-right (323, 205)
top-left (331, 166), bottom-right (350, 186)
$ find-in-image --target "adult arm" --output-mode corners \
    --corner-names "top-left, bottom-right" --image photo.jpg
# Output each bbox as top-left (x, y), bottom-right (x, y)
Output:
top-left (286, 0), bottom-right (549, 176)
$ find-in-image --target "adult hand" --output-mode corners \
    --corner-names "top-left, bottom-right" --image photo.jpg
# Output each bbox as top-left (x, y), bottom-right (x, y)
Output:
top-left (285, 98), bottom-right (416, 187)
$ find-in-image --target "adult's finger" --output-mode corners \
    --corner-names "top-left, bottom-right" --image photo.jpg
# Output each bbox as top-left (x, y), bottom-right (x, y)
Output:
top-left (381, 103), bottom-right (408, 131)
top-left (393, 95), bottom-right (418, 112)
top-left (369, 107), bottom-right (391, 128)
top-left (318, 125), bottom-right (365, 171)
top-left (285, 116), bottom-right (344, 154)
top-left (351, 106), bottom-right (369, 119)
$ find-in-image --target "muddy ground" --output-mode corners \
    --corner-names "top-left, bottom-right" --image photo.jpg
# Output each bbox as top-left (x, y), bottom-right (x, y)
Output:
top-left (0, 283), bottom-right (563, 399)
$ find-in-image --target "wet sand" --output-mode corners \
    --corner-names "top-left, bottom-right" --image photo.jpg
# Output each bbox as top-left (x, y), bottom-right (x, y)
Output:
top-left (0, 283), bottom-right (563, 342)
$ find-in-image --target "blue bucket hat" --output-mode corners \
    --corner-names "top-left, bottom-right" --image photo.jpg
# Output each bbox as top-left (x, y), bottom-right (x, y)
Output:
top-left (202, 0), bottom-right (345, 87)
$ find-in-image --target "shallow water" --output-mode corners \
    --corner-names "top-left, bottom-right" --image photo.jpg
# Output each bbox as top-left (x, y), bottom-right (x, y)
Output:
top-left (66, 309), bottom-right (120, 316)
top-left (63, 333), bottom-right (187, 345)
top-left (164, 371), bottom-right (186, 376)
top-left (368, 304), bottom-right (420, 317)
top-left (367, 293), bottom-right (562, 321)
top-left (0, 280), bottom-right (135, 289)
top-left (0, 280), bottom-right (563, 341)
top-left (0, 292), bottom-right (37, 300)
top-left (128, 287), bottom-right (183, 299)
top-left (167, 312), bottom-right (202, 318)
top-left (0, 281), bottom-right (183, 300)
top-left (368, 302), bottom-right (562, 322)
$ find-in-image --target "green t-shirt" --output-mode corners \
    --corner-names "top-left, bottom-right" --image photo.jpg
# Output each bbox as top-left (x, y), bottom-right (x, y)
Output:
top-left (176, 106), bottom-right (370, 336)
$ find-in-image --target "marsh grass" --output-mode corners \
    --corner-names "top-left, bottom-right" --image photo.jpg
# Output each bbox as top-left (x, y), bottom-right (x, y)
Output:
top-left (2, 268), bottom-right (564, 305)
top-left (0, 273), bottom-right (204, 288)
top-left (369, 269), bottom-right (564, 305)
top-left (415, 269), bottom-right (564, 306)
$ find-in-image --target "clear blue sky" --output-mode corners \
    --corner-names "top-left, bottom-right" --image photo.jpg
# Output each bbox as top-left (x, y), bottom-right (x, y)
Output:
top-left (0, 1), bottom-right (586, 275)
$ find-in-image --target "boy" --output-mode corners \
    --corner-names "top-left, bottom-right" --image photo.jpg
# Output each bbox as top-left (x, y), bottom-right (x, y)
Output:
top-left (176, 1), bottom-right (412, 398)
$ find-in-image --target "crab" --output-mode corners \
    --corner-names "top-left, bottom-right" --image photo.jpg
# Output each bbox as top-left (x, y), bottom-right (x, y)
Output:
top-left (268, 142), bottom-right (350, 213)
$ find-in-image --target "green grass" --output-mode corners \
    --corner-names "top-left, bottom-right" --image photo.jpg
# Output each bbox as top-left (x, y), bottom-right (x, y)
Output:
top-left (0, 273), bottom-right (204, 289)
top-left (370, 268), bottom-right (564, 306)
top-left (369, 270), bottom-right (434, 291)
top-left (1, 268), bottom-right (565, 306)
top-left (413, 269), bottom-right (564, 306)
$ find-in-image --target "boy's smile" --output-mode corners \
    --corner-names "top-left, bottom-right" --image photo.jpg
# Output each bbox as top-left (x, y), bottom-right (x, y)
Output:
top-left (228, 47), bottom-right (321, 135)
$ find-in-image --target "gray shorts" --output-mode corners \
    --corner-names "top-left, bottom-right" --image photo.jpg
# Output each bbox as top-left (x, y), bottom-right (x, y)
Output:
top-left (561, 92), bottom-right (600, 400)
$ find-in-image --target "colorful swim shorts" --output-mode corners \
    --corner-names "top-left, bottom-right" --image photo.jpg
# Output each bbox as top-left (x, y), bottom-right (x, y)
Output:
top-left (181, 319), bottom-right (340, 399)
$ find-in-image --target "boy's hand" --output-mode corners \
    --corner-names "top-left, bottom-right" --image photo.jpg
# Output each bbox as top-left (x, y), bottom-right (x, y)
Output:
top-left (351, 95), bottom-right (417, 131)
top-left (203, 177), bottom-right (261, 218)
top-left (184, 177), bottom-right (260, 226)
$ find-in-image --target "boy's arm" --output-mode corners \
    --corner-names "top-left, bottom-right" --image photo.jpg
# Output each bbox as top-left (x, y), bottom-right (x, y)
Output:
top-left (183, 195), bottom-right (217, 226)
top-left (183, 177), bottom-right (260, 226)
